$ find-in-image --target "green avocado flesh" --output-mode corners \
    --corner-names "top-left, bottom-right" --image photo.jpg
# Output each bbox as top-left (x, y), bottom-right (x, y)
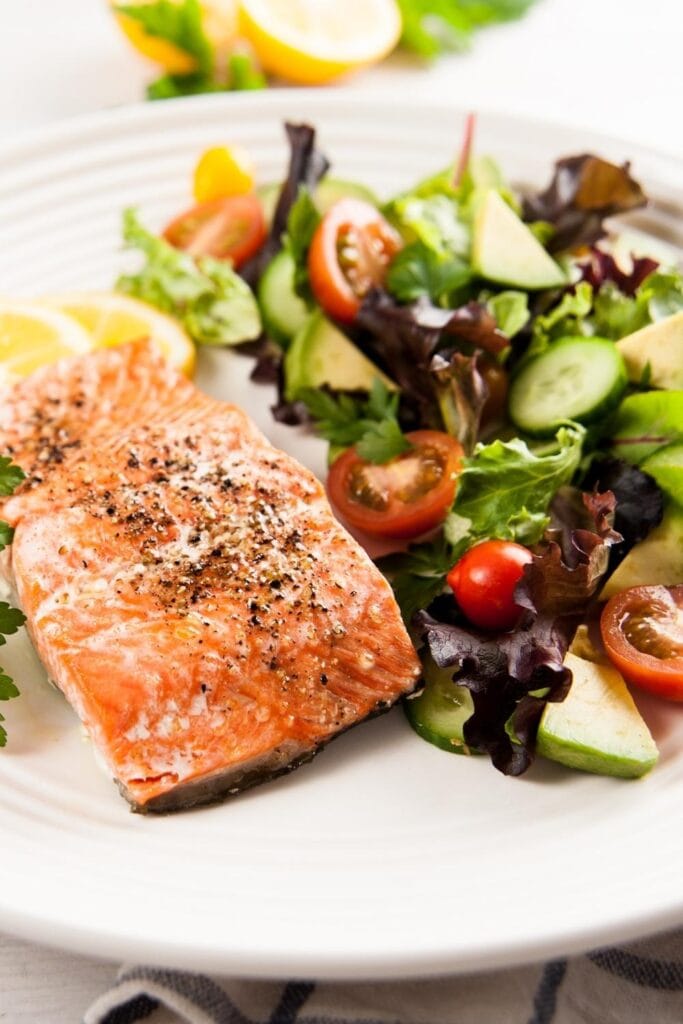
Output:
top-left (284, 310), bottom-right (393, 401)
top-left (616, 310), bottom-right (683, 390)
top-left (404, 656), bottom-right (476, 755)
top-left (471, 189), bottom-right (566, 290)
top-left (257, 177), bottom-right (379, 224)
top-left (601, 501), bottom-right (683, 598)
top-left (537, 653), bottom-right (659, 778)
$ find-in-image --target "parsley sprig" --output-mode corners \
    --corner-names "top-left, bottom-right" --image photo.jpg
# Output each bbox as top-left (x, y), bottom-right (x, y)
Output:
top-left (0, 456), bottom-right (26, 747)
top-left (299, 378), bottom-right (411, 464)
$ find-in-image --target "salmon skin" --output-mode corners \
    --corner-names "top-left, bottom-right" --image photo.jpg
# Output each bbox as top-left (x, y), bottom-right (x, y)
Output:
top-left (2, 341), bottom-right (420, 812)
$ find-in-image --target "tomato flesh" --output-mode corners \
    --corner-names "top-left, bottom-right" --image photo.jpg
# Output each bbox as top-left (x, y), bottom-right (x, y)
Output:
top-left (327, 430), bottom-right (463, 539)
top-left (601, 585), bottom-right (683, 701)
top-left (447, 540), bottom-right (533, 632)
top-left (163, 194), bottom-right (266, 267)
top-left (308, 199), bottom-right (402, 324)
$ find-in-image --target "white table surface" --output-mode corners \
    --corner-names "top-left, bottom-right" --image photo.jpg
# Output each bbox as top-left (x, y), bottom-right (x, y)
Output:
top-left (1, 0), bottom-right (681, 1019)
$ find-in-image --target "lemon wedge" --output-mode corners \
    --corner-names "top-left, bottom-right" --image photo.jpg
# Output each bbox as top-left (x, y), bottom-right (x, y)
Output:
top-left (41, 293), bottom-right (196, 377)
top-left (239, 0), bottom-right (401, 84)
top-left (112, 0), bottom-right (238, 73)
top-left (0, 303), bottom-right (92, 385)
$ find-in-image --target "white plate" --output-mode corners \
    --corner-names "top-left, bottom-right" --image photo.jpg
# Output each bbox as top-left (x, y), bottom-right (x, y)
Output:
top-left (0, 93), bottom-right (682, 979)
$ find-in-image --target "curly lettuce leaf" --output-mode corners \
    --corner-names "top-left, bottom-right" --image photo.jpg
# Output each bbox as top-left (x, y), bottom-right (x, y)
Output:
top-left (443, 425), bottom-right (585, 548)
top-left (487, 290), bottom-right (529, 338)
top-left (116, 209), bottom-right (261, 346)
top-left (387, 242), bottom-right (472, 307)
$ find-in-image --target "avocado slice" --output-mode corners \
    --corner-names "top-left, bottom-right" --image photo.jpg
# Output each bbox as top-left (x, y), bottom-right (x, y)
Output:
top-left (616, 310), bottom-right (683, 390)
top-left (537, 652), bottom-right (658, 778)
top-left (283, 310), bottom-right (394, 401)
top-left (601, 500), bottom-right (683, 599)
top-left (258, 178), bottom-right (379, 225)
top-left (472, 189), bottom-right (566, 290)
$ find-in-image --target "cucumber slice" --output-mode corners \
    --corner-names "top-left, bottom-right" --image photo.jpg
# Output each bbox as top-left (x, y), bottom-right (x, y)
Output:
top-left (284, 310), bottom-right (394, 401)
top-left (509, 336), bottom-right (627, 436)
top-left (472, 189), bottom-right (566, 290)
top-left (257, 250), bottom-right (308, 346)
top-left (404, 656), bottom-right (476, 755)
top-left (258, 177), bottom-right (379, 224)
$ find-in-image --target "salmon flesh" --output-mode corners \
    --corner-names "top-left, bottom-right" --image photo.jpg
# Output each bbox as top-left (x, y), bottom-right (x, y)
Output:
top-left (1, 341), bottom-right (420, 812)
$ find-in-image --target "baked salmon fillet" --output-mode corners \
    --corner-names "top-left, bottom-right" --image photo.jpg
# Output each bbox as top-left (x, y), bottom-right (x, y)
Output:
top-left (0, 339), bottom-right (195, 527)
top-left (4, 343), bottom-right (420, 812)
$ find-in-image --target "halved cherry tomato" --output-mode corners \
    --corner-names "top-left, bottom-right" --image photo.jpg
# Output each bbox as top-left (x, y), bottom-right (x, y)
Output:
top-left (308, 199), bottom-right (402, 324)
top-left (601, 585), bottom-right (683, 701)
top-left (447, 540), bottom-right (533, 632)
top-left (163, 194), bottom-right (266, 267)
top-left (327, 430), bottom-right (463, 539)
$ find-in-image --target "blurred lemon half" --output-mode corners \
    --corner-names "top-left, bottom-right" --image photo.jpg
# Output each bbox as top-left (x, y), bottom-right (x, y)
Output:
top-left (112, 0), bottom-right (239, 73)
top-left (0, 303), bottom-right (92, 385)
top-left (40, 293), bottom-right (196, 376)
top-left (239, 0), bottom-right (402, 84)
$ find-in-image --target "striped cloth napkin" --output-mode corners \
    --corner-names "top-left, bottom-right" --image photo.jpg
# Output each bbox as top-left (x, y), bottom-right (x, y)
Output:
top-left (83, 928), bottom-right (683, 1024)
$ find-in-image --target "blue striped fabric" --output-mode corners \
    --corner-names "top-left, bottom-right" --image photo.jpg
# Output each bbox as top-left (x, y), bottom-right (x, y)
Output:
top-left (84, 929), bottom-right (683, 1024)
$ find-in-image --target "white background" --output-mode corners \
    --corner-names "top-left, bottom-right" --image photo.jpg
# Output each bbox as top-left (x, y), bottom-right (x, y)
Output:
top-left (1, 0), bottom-right (682, 1019)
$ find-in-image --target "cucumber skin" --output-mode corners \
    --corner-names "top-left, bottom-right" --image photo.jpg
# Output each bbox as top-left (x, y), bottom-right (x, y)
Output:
top-left (258, 251), bottom-right (308, 347)
top-left (404, 659), bottom-right (477, 757)
top-left (509, 336), bottom-right (628, 438)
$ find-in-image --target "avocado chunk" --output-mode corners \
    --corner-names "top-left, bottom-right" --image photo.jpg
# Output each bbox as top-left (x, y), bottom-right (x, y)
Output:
top-left (258, 177), bottom-right (379, 225)
top-left (472, 189), bottom-right (566, 290)
top-left (404, 655), bottom-right (476, 755)
top-left (616, 310), bottom-right (683, 390)
top-left (601, 500), bottom-right (683, 599)
top-left (537, 653), bottom-right (658, 778)
top-left (284, 310), bottom-right (394, 401)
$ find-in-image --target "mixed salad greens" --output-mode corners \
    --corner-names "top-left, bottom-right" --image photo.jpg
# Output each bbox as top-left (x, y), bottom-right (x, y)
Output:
top-left (116, 118), bottom-right (683, 781)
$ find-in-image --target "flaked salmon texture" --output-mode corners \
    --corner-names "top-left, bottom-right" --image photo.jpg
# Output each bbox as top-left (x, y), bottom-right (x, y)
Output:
top-left (1, 341), bottom-right (420, 812)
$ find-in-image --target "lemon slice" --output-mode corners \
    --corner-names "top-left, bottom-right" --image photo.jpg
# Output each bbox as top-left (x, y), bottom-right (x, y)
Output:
top-left (112, 1), bottom-right (238, 73)
top-left (0, 302), bottom-right (92, 385)
top-left (239, 0), bottom-right (401, 84)
top-left (41, 292), bottom-right (196, 377)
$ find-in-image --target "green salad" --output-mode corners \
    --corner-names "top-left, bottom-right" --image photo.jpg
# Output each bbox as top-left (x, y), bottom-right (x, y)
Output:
top-left (117, 119), bottom-right (683, 781)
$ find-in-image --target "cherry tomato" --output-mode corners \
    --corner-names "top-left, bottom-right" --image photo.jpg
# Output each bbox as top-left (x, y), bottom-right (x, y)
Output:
top-left (327, 430), bottom-right (463, 539)
top-left (163, 194), bottom-right (266, 267)
top-left (308, 199), bottom-right (402, 324)
top-left (600, 585), bottom-right (683, 701)
top-left (447, 540), bottom-right (533, 631)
